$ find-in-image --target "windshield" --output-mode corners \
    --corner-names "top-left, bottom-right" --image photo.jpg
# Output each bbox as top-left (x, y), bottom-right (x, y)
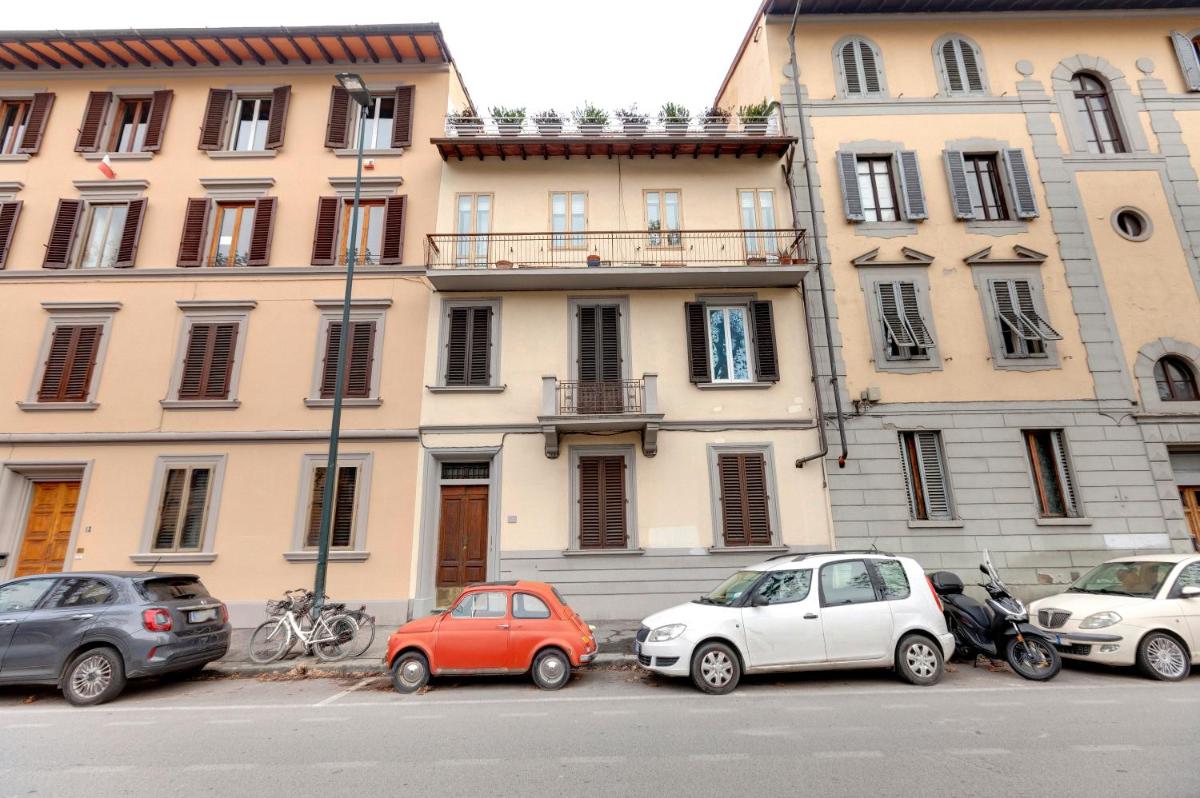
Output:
top-left (703, 570), bottom-right (763, 606)
top-left (1069, 561), bottom-right (1175, 598)
top-left (136, 577), bottom-right (210, 602)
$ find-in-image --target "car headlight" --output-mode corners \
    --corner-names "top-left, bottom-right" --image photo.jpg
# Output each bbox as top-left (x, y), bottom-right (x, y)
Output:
top-left (648, 623), bottom-right (686, 642)
top-left (1079, 611), bottom-right (1122, 629)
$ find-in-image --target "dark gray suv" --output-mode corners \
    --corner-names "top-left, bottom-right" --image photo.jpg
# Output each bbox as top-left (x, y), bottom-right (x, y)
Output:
top-left (0, 571), bottom-right (230, 705)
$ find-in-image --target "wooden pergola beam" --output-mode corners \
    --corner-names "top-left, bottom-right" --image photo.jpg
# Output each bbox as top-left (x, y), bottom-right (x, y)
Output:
top-left (360, 35), bottom-right (380, 64)
top-left (213, 37), bottom-right (243, 65)
top-left (408, 34), bottom-right (424, 62)
top-left (383, 35), bottom-right (403, 62)
top-left (284, 34), bottom-right (311, 65)
top-left (189, 38), bottom-right (219, 67)
top-left (139, 37), bottom-right (175, 67)
top-left (334, 35), bottom-right (356, 63)
top-left (311, 36), bottom-right (335, 64)
top-left (262, 37), bottom-right (289, 65)
top-left (91, 39), bottom-right (128, 67)
top-left (43, 40), bottom-right (84, 69)
top-left (0, 42), bottom-right (40, 70)
top-left (163, 38), bottom-right (196, 67)
top-left (114, 39), bottom-right (151, 67)
top-left (238, 37), bottom-right (266, 66)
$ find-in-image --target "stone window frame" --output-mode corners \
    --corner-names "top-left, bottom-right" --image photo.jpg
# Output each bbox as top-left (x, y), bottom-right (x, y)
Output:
top-left (705, 443), bottom-right (785, 552)
top-left (837, 140), bottom-right (920, 239)
top-left (566, 296), bottom-right (632, 381)
top-left (931, 33), bottom-right (990, 97)
top-left (565, 444), bottom-right (641, 555)
top-left (131, 454), bottom-right (226, 564)
top-left (285, 452), bottom-right (373, 562)
top-left (20, 301), bottom-right (121, 411)
top-left (969, 263), bottom-right (1062, 372)
top-left (430, 297), bottom-right (503, 393)
top-left (304, 298), bottom-right (391, 407)
top-left (832, 35), bottom-right (888, 99)
top-left (1135, 337), bottom-right (1200, 414)
top-left (855, 263), bottom-right (943, 374)
top-left (944, 137), bottom-right (1031, 236)
top-left (1111, 205), bottom-right (1153, 242)
top-left (160, 300), bottom-right (255, 410)
top-left (1050, 55), bottom-right (1149, 156)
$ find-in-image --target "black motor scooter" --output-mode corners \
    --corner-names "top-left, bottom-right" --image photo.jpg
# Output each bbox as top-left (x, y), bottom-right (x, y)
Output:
top-left (929, 551), bottom-right (1061, 681)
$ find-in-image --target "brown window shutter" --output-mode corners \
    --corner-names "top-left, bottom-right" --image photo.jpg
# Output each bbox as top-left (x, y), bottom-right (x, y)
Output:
top-left (331, 466), bottom-right (358, 547)
top-left (142, 89), bottom-right (173, 152)
top-left (246, 196), bottom-right (277, 266)
top-left (197, 89), bottom-right (231, 151)
top-left (154, 469), bottom-right (187, 550)
top-left (0, 200), bottom-right (21, 269)
top-left (178, 322), bottom-right (239, 400)
top-left (684, 302), bottom-right (711, 383)
top-left (74, 91), bottom-right (111, 152)
top-left (113, 198), bottom-right (147, 268)
top-left (311, 196), bottom-right (340, 265)
top-left (324, 85), bottom-right (352, 149)
top-left (345, 321), bottom-right (376, 398)
top-left (444, 307), bottom-right (470, 386)
top-left (319, 322), bottom-right (343, 397)
top-left (391, 85), bottom-right (415, 148)
top-left (577, 456), bottom-right (627, 549)
top-left (750, 300), bottom-right (780, 382)
top-left (176, 198), bottom-right (211, 267)
top-left (265, 85), bottom-right (291, 150)
top-left (305, 466), bottom-right (328, 547)
top-left (578, 305), bottom-right (597, 382)
top-left (599, 305), bottom-right (621, 381)
top-left (38, 324), bottom-right (102, 402)
top-left (718, 453), bottom-right (772, 547)
top-left (43, 199), bottom-right (84, 269)
top-left (379, 195), bottom-right (406, 264)
top-left (468, 306), bottom-right (491, 385)
top-left (577, 458), bottom-right (602, 549)
top-left (17, 93), bottom-right (54, 154)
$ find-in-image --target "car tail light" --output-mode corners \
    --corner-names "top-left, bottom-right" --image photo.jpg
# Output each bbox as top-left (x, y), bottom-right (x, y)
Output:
top-left (926, 577), bottom-right (943, 613)
top-left (142, 608), bottom-right (173, 632)
top-left (219, 603), bottom-right (229, 624)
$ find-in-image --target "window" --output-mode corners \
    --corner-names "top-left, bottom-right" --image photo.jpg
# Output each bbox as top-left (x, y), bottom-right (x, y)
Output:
top-left (820, 560), bottom-right (877, 606)
top-left (324, 84), bottom-right (412, 150)
top-left (450, 591), bottom-right (507, 619)
top-left (944, 148), bottom-right (1037, 222)
top-left (0, 99), bottom-right (30, 155)
top-left (441, 462), bottom-right (490, 480)
top-left (198, 86), bottom-right (290, 152)
top-left (339, 200), bottom-right (385, 265)
top-left (964, 155), bottom-right (1008, 220)
top-left (1023, 429), bottom-right (1080, 518)
top-left (74, 91), bottom-right (171, 154)
top-left (207, 203), bottom-right (256, 267)
top-left (1170, 31), bottom-right (1200, 91)
top-left (876, 282), bottom-right (934, 361)
top-left (152, 466), bottom-right (214, 552)
top-left (176, 196), bottom-right (276, 268)
top-left (577, 454), bottom-right (628, 549)
top-left (319, 320), bottom-right (378, 399)
top-left (311, 195), bottom-right (406, 267)
top-left (899, 431), bottom-right (954, 521)
top-left (79, 204), bottom-right (129, 269)
top-left (1173, 562), bottom-right (1200, 594)
top-left (355, 95), bottom-right (396, 150)
top-left (37, 324), bottom-right (102, 403)
top-left (42, 198), bottom-right (147, 270)
top-left (1072, 73), bottom-right (1126, 154)
top-left (455, 193), bottom-right (492, 265)
top-left (751, 570), bottom-right (812, 605)
top-left (838, 150), bottom-right (926, 224)
top-left (177, 322), bottom-right (239, 401)
top-left (513, 593), bottom-right (552, 619)
top-left (0, 579), bottom-right (55, 613)
top-left (937, 36), bottom-right (986, 95)
top-left (857, 157), bottom-right (899, 222)
top-left (1114, 208), bottom-right (1150, 241)
top-left (990, 279), bottom-right (1062, 359)
top-left (303, 463), bottom-right (361, 549)
top-left (574, 301), bottom-right (625, 390)
top-left (873, 560), bottom-right (911, 600)
top-left (0, 200), bottom-right (23, 269)
top-left (645, 190), bottom-right (681, 246)
top-left (708, 304), bottom-right (754, 382)
top-left (685, 300), bottom-right (779, 384)
top-left (230, 96), bottom-right (272, 151)
top-left (550, 191), bottom-right (586, 248)
top-left (443, 304), bottom-right (494, 387)
top-left (739, 189), bottom-right (777, 257)
top-left (43, 578), bottom-right (115, 608)
top-left (1154, 356), bottom-right (1199, 402)
top-left (109, 98), bottom-right (152, 153)
top-left (716, 451), bottom-right (773, 547)
top-left (836, 37), bottom-right (885, 96)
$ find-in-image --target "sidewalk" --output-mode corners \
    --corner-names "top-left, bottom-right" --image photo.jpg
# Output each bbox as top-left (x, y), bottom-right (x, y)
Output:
top-left (209, 620), bottom-right (641, 676)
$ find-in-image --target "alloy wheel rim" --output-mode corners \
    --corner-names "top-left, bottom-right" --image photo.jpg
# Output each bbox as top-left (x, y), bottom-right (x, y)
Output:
top-left (539, 656), bottom-right (565, 684)
top-left (71, 654), bottom-right (112, 699)
top-left (906, 643), bottom-right (937, 678)
top-left (701, 650), bottom-right (733, 687)
top-left (400, 659), bottom-right (425, 687)
top-left (1147, 637), bottom-right (1186, 678)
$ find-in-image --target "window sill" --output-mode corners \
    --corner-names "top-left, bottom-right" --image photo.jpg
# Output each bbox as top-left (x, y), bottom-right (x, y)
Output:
top-left (0, 153), bottom-right (31, 163)
top-left (129, 552), bottom-right (218, 564)
top-left (206, 150), bottom-right (278, 160)
top-left (561, 548), bottom-right (644, 556)
top-left (333, 148), bottom-right (405, 157)
top-left (991, 357), bottom-right (1061, 373)
top-left (853, 220), bottom-right (918, 239)
top-left (694, 381), bottom-right (775, 390)
top-left (304, 397), bottom-right (383, 408)
top-left (160, 399), bottom-right (241, 410)
top-left (965, 220), bottom-right (1028, 236)
top-left (82, 151), bottom-right (153, 162)
top-left (907, 519), bottom-right (965, 529)
top-left (283, 550), bottom-right (370, 562)
top-left (707, 545), bottom-right (789, 554)
top-left (1035, 517), bottom-right (1093, 527)
top-left (427, 385), bottom-right (507, 394)
top-left (17, 401), bottom-right (98, 411)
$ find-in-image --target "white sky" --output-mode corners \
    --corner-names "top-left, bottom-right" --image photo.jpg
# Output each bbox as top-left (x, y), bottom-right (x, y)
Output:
top-left (4, 0), bottom-right (764, 114)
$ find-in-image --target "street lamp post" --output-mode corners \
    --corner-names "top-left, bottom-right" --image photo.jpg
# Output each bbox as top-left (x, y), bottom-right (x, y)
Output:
top-left (312, 73), bottom-right (373, 613)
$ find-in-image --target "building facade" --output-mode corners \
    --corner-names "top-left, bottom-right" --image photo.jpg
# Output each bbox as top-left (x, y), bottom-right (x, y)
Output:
top-left (719, 0), bottom-right (1200, 597)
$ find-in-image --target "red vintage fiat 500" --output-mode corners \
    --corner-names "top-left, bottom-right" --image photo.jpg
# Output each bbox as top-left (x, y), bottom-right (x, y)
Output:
top-left (385, 581), bottom-right (597, 692)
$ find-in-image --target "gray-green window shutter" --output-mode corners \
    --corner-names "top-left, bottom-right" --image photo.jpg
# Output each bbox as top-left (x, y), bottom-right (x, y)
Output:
top-left (914, 432), bottom-right (952, 520)
top-left (1171, 31), bottom-right (1200, 91)
top-left (1001, 148), bottom-right (1039, 219)
top-left (837, 151), bottom-right (865, 222)
top-left (942, 150), bottom-right (975, 220)
top-left (896, 150), bottom-right (927, 221)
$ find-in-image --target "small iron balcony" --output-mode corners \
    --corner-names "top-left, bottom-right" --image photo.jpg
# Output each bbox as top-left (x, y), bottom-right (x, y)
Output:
top-left (538, 375), bottom-right (663, 459)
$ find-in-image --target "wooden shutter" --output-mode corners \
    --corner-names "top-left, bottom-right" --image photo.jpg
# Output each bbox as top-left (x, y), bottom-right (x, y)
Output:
top-left (941, 39), bottom-right (984, 94)
top-left (178, 468), bottom-right (211, 550)
top-left (578, 306), bottom-right (598, 382)
top-left (0, 200), bottom-right (21, 269)
top-left (1013, 279), bottom-right (1062, 340)
top-left (176, 198), bottom-right (211, 267)
top-left (246, 196), bottom-right (277, 266)
top-left (324, 85), bottom-right (352, 149)
top-left (858, 41), bottom-right (882, 93)
top-left (959, 41), bottom-right (984, 92)
top-left (38, 324), bottom-right (102, 402)
top-left (113, 198), bottom-right (146, 268)
top-left (913, 432), bottom-right (952, 520)
top-left (320, 321), bottom-right (375, 398)
top-left (750, 300), bottom-right (779, 382)
top-left (311, 196), bottom-right (340, 265)
top-left (895, 150), bottom-right (927, 221)
top-left (154, 469), bottom-right (187, 550)
top-left (43, 198), bottom-right (83, 269)
top-left (718, 453), bottom-right (772, 547)
top-left (836, 152), bottom-right (866, 221)
top-left (685, 302), bottom-right (711, 383)
top-left (74, 91), bottom-right (111, 152)
top-left (942, 150), bottom-right (976, 220)
top-left (379, 195), bottom-right (407, 264)
top-left (1001, 149), bottom-right (1039, 219)
top-left (178, 322), bottom-right (238, 400)
top-left (898, 282), bottom-right (935, 346)
top-left (392, 85), bottom-right (415, 148)
top-left (305, 465), bottom-right (358, 548)
top-left (941, 39), bottom-right (964, 93)
top-left (1172, 31), bottom-right (1200, 91)
top-left (445, 306), bottom-right (491, 386)
top-left (840, 41), bottom-right (863, 95)
top-left (197, 89), bottom-right (231, 151)
top-left (17, 93), bottom-right (54, 154)
top-left (142, 89), bottom-right (173, 152)
top-left (1049, 430), bottom-right (1080, 517)
top-left (577, 456), bottom-right (627, 549)
top-left (899, 433), bottom-right (923, 519)
top-left (577, 304), bottom-right (621, 383)
top-left (265, 85), bottom-right (291, 150)
top-left (305, 466), bottom-right (327, 547)
top-left (877, 282), bottom-right (916, 348)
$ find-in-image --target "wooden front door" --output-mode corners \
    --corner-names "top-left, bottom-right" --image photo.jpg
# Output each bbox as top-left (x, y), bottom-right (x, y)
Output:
top-left (1181, 486), bottom-right (1200, 549)
top-left (436, 485), bottom-right (489, 607)
top-left (15, 482), bottom-right (80, 576)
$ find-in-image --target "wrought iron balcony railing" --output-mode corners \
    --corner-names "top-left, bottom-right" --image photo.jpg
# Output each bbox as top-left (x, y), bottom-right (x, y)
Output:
top-left (556, 379), bottom-right (643, 416)
top-left (426, 229), bottom-right (806, 271)
top-left (539, 375), bottom-right (662, 458)
top-left (443, 108), bottom-right (784, 138)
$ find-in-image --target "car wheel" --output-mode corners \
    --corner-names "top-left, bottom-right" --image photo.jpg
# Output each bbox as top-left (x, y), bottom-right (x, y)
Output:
top-left (63, 647), bottom-right (126, 707)
top-left (531, 649), bottom-right (571, 690)
top-left (896, 634), bottom-right (944, 686)
top-left (1138, 632), bottom-right (1191, 682)
top-left (390, 651), bottom-right (430, 694)
top-left (690, 641), bottom-right (740, 695)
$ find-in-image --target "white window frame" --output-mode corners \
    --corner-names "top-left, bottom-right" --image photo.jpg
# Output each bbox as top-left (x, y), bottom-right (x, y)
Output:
top-left (738, 188), bottom-right (778, 258)
top-left (550, 191), bottom-right (587, 249)
top-left (305, 300), bottom-right (390, 407)
top-left (353, 94), bottom-right (397, 151)
top-left (161, 300), bottom-right (255, 409)
top-left (286, 452), bottom-right (373, 561)
top-left (20, 302), bottom-right (121, 411)
top-left (933, 34), bottom-right (989, 96)
top-left (131, 454), bottom-right (226, 564)
top-left (228, 94), bottom-right (272, 152)
top-left (706, 302), bottom-right (756, 384)
top-left (454, 192), bottom-right (492, 265)
top-left (644, 189), bottom-right (682, 247)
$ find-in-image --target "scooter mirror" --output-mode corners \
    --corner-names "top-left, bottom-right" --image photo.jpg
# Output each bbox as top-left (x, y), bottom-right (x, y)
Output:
top-left (979, 564), bottom-right (990, 575)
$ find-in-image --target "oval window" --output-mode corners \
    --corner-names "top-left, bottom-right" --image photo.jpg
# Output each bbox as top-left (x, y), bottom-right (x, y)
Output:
top-left (1114, 208), bottom-right (1150, 241)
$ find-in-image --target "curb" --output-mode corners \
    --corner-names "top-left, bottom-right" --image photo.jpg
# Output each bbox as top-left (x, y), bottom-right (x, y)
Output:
top-left (207, 651), bottom-right (637, 677)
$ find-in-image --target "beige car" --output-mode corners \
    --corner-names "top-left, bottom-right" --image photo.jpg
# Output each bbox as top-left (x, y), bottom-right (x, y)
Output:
top-left (1029, 554), bottom-right (1200, 681)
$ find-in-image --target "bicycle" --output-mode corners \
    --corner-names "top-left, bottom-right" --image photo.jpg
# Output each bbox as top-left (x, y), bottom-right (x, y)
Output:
top-left (320, 600), bottom-right (376, 659)
top-left (248, 589), bottom-right (358, 664)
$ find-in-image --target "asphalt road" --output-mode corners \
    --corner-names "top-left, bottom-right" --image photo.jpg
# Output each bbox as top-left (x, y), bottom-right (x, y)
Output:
top-left (0, 662), bottom-right (1197, 798)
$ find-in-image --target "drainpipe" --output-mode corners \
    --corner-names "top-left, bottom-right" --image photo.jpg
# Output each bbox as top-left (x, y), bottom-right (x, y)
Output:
top-left (794, 270), bottom-right (827, 468)
top-left (785, 0), bottom-right (848, 468)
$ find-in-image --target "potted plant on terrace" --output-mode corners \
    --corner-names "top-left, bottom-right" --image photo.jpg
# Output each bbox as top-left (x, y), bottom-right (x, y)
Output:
top-left (533, 109), bottom-right (564, 135)
top-left (615, 106), bottom-right (649, 134)
top-left (659, 102), bottom-right (690, 135)
top-left (702, 105), bottom-right (731, 133)
top-left (490, 105), bottom-right (526, 136)
top-left (448, 108), bottom-right (483, 136)
top-left (737, 99), bottom-right (775, 135)
top-left (574, 102), bottom-right (608, 135)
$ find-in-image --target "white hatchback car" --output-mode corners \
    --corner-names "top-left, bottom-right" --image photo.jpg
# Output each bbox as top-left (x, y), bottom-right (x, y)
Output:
top-left (1030, 553), bottom-right (1200, 681)
top-left (636, 551), bottom-right (955, 694)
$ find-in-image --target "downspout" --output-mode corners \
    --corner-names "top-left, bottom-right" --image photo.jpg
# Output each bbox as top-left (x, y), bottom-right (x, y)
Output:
top-left (785, 0), bottom-right (848, 468)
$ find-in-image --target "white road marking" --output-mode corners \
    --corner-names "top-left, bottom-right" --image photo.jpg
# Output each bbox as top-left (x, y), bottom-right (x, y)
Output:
top-left (183, 763), bottom-right (255, 772)
top-left (1166, 697), bottom-right (1200, 703)
top-left (62, 766), bottom-right (134, 774)
top-left (4, 722), bottom-right (51, 729)
top-left (688, 707), bottom-right (734, 714)
top-left (498, 711), bottom-right (548, 718)
top-left (435, 758), bottom-right (502, 767)
top-left (314, 676), bottom-right (379, 707)
top-left (300, 716), bottom-right (347, 723)
top-left (690, 753), bottom-right (750, 762)
top-left (591, 709), bottom-right (635, 716)
top-left (315, 761), bottom-right (380, 769)
top-left (815, 751), bottom-right (883, 759)
top-left (734, 728), bottom-right (790, 737)
top-left (978, 701), bottom-right (1023, 707)
top-left (560, 756), bottom-right (626, 764)
top-left (881, 703), bottom-right (925, 709)
top-left (949, 748), bottom-right (1012, 756)
top-left (787, 705), bottom-right (832, 712)
top-left (206, 718), bottom-right (252, 725)
top-left (1073, 744), bottom-right (1141, 752)
top-left (105, 720), bottom-right (155, 727)
top-left (1070, 699), bottom-right (1119, 706)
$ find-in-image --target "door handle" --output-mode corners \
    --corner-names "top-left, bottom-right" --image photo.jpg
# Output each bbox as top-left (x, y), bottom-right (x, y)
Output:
top-left (803, 614), bottom-right (819, 620)
top-left (496, 624), bottom-right (510, 630)
top-left (71, 613), bottom-right (95, 621)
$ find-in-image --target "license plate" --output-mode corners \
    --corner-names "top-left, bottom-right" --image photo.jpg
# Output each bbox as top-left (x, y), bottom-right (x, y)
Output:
top-left (634, 641), bottom-right (642, 655)
top-left (188, 608), bottom-right (218, 623)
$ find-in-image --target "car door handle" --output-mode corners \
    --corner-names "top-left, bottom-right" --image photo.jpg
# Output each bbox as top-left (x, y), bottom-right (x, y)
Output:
top-left (71, 614), bottom-right (95, 621)
top-left (803, 614), bottom-right (819, 620)
top-left (496, 624), bottom-right (510, 630)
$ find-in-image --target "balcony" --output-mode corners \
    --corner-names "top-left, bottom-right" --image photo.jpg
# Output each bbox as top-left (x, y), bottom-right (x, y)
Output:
top-left (424, 229), bottom-right (808, 290)
top-left (538, 375), bottom-right (664, 459)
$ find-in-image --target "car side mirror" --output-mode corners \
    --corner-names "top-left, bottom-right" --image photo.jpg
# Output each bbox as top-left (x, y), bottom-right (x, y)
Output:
top-left (750, 594), bottom-right (769, 608)
top-left (1182, 586), bottom-right (1200, 599)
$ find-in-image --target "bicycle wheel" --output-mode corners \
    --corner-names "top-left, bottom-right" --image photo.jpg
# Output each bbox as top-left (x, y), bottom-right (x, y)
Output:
top-left (312, 614), bottom-right (358, 662)
top-left (346, 610), bottom-right (376, 659)
top-left (248, 619), bottom-right (292, 664)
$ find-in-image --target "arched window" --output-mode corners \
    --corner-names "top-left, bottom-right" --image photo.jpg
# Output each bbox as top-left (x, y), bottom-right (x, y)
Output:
top-left (836, 37), bottom-right (885, 97)
top-left (1154, 356), bottom-right (1200, 401)
top-left (937, 36), bottom-right (986, 95)
top-left (1071, 73), bottom-right (1126, 154)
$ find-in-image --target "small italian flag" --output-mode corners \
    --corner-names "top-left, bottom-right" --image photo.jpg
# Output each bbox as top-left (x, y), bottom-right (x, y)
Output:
top-left (97, 154), bottom-right (116, 179)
